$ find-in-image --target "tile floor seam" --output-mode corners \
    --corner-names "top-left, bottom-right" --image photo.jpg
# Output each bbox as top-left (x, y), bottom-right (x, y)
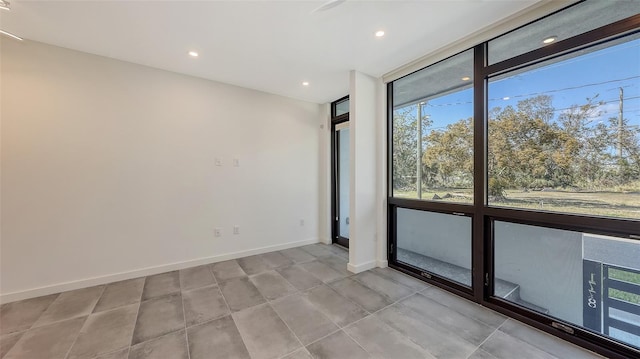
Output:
top-left (338, 327), bottom-right (374, 358)
top-left (465, 318), bottom-right (508, 359)
top-left (413, 290), bottom-right (505, 333)
top-left (267, 302), bottom-right (307, 358)
top-left (326, 290), bottom-right (372, 329)
top-left (127, 277), bottom-right (147, 351)
top-left (129, 327), bottom-right (187, 355)
top-left (62, 285), bottom-right (107, 359)
top-left (207, 263), bottom-right (220, 287)
top-left (294, 327), bottom-right (343, 351)
top-left (178, 279), bottom-right (191, 359)
top-left (350, 271), bottom-right (417, 297)
top-left (23, 293), bottom-right (61, 333)
top-left (499, 319), bottom-right (596, 359)
top-left (489, 324), bottom-right (565, 359)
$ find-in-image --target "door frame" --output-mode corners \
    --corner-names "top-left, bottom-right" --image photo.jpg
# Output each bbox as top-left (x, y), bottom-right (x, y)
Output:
top-left (331, 96), bottom-right (349, 248)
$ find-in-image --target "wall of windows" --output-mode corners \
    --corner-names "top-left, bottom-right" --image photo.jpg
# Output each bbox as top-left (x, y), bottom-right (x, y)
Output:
top-left (387, 1), bottom-right (640, 357)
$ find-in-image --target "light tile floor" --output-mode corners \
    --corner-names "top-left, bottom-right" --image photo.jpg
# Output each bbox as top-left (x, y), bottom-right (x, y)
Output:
top-left (0, 243), bottom-right (604, 359)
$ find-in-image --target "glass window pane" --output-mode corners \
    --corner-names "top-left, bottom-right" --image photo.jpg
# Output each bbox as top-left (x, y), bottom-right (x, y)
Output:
top-left (488, 0), bottom-right (640, 65)
top-left (396, 209), bottom-right (471, 287)
top-left (494, 221), bottom-right (640, 350)
top-left (334, 98), bottom-right (349, 117)
top-left (392, 50), bottom-right (474, 203)
top-left (337, 127), bottom-right (350, 238)
top-left (487, 34), bottom-right (640, 219)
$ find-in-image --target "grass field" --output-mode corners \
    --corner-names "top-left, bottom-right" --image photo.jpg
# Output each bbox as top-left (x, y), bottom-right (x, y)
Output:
top-left (394, 188), bottom-right (640, 219)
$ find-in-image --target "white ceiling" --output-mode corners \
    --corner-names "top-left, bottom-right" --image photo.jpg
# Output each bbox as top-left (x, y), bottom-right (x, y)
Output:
top-left (0, 0), bottom-right (541, 104)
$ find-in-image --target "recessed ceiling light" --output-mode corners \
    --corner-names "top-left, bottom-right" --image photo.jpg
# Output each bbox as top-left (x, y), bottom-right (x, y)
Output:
top-left (188, 51), bottom-right (199, 57)
top-left (302, 81), bottom-right (310, 86)
top-left (461, 76), bottom-right (471, 81)
top-left (375, 30), bottom-right (385, 37)
top-left (542, 36), bottom-right (557, 44)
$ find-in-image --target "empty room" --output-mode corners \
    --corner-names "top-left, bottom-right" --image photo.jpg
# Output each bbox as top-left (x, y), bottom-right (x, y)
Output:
top-left (1, 0), bottom-right (639, 358)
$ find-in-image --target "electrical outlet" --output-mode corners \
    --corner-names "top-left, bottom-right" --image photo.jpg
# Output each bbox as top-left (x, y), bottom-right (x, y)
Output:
top-left (300, 219), bottom-right (305, 226)
top-left (214, 228), bottom-right (222, 237)
top-left (215, 158), bottom-right (222, 166)
top-left (233, 225), bottom-right (240, 235)
top-left (233, 158), bottom-right (240, 167)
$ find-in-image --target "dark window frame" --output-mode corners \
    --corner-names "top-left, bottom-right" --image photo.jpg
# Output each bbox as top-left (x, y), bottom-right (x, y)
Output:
top-left (331, 96), bottom-right (350, 248)
top-left (387, 4), bottom-right (640, 358)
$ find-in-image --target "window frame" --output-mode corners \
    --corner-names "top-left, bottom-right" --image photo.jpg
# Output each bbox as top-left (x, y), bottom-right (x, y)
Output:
top-left (386, 3), bottom-right (640, 358)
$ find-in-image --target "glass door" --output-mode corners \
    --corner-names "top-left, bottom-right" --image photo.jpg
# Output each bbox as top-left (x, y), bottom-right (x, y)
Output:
top-left (333, 121), bottom-right (350, 247)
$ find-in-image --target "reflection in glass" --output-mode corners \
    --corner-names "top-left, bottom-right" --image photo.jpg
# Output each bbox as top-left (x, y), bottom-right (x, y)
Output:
top-left (488, 0), bottom-right (640, 64)
top-left (392, 50), bottom-right (474, 203)
top-left (494, 221), bottom-right (640, 349)
top-left (335, 99), bottom-right (349, 117)
top-left (488, 36), bottom-right (640, 219)
top-left (337, 127), bottom-right (350, 238)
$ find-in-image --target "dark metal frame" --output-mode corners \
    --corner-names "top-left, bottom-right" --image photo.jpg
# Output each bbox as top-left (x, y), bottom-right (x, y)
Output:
top-left (386, 3), bottom-right (640, 358)
top-left (331, 96), bottom-right (350, 248)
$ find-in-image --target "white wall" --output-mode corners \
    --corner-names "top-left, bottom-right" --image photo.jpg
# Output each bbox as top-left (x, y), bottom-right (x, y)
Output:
top-left (0, 40), bottom-right (323, 302)
top-left (348, 70), bottom-right (378, 272)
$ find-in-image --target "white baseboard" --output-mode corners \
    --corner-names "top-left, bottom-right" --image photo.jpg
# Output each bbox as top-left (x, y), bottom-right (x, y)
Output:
top-left (376, 259), bottom-right (388, 268)
top-left (0, 238), bottom-right (319, 304)
top-left (319, 237), bottom-right (332, 245)
top-left (347, 260), bottom-right (377, 274)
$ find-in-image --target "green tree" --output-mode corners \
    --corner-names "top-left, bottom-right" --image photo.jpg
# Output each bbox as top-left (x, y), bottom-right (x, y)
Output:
top-left (423, 117), bottom-right (473, 188)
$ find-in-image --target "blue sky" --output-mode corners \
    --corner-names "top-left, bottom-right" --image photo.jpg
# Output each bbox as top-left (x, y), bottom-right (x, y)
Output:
top-left (403, 37), bottom-right (640, 132)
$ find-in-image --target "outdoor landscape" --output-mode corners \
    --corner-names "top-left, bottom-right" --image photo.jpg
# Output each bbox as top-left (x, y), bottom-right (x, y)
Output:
top-left (393, 94), bottom-right (640, 220)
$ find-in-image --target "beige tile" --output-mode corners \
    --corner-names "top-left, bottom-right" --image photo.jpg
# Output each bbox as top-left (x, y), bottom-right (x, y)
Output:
top-left (344, 315), bottom-right (430, 359)
top-left (142, 272), bottom-right (180, 300)
top-left (304, 285), bottom-right (368, 327)
top-left (179, 265), bottom-right (216, 291)
top-left (371, 267), bottom-right (429, 292)
top-left (4, 317), bottom-right (85, 359)
top-left (0, 294), bottom-right (58, 334)
top-left (210, 260), bottom-right (247, 282)
top-left (67, 303), bottom-right (138, 359)
top-left (129, 330), bottom-right (188, 359)
top-left (233, 304), bottom-right (301, 359)
top-left (299, 260), bottom-right (344, 283)
top-left (306, 330), bottom-right (370, 359)
top-left (480, 331), bottom-right (556, 359)
top-left (329, 277), bottom-right (391, 313)
top-left (182, 286), bottom-right (229, 327)
top-left (94, 278), bottom-right (145, 313)
top-left (132, 293), bottom-right (184, 345)
top-left (34, 286), bottom-right (104, 327)
top-left (260, 251), bottom-right (294, 269)
top-left (271, 293), bottom-right (338, 345)
top-left (276, 265), bottom-right (323, 291)
top-left (0, 332), bottom-right (24, 358)
top-left (250, 270), bottom-right (297, 301)
top-left (218, 277), bottom-right (265, 312)
top-left (279, 248), bottom-right (316, 264)
top-left (187, 315), bottom-right (250, 359)
top-left (376, 303), bottom-right (476, 359)
top-left (352, 271), bottom-right (414, 302)
top-left (94, 348), bottom-right (129, 359)
top-left (237, 255), bottom-right (272, 275)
